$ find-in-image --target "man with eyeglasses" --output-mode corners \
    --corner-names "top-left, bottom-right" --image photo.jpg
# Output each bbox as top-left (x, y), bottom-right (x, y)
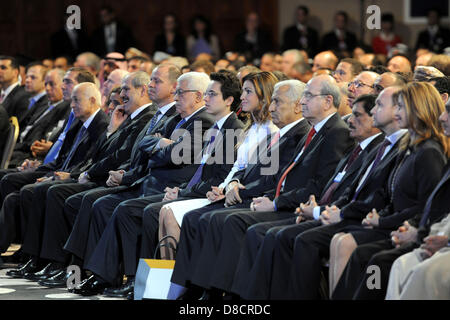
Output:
top-left (347, 71), bottom-right (378, 107)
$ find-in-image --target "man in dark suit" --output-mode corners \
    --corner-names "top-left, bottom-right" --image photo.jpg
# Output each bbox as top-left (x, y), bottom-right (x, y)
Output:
top-left (2, 83), bottom-right (108, 277)
top-left (332, 98), bottom-right (450, 300)
top-left (0, 105), bottom-right (9, 157)
top-left (415, 8), bottom-right (450, 54)
top-left (180, 75), bottom-right (354, 299)
top-left (321, 11), bottom-right (357, 57)
top-left (232, 94), bottom-right (383, 299)
top-left (282, 6), bottom-right (319, 57)
top-left (0, 56), bottom-right (30, 123)
top-left (80, 71), bottom-right (245, 297)
top-left (234, 12), bottom-right (273, 62)
top-left (274, 86), bottom-right (408, 299)
top-left (90, 6), bottom-right (135, 56)
top-left (64, 72), bottom-right (214, 295)
top-left (10, 68), bottom-right (71, 168)
top-left (44, 64), bottom-right (178, 284)
top-left (8, 72), bottom-right (153, 282)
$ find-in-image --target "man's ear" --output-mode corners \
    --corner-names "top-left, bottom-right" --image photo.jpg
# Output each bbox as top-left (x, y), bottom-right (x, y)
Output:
top-left (441, 93), bottom-right (449, 104)
top-left (224, 96), bottom-right (234, 108)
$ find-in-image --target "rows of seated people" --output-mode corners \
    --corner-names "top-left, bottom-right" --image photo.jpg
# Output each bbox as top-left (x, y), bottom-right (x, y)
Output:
top-left (0, 42), bottom-right (449, 301)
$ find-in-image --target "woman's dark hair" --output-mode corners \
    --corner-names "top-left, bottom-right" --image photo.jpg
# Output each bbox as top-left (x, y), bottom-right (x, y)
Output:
top-left (190, 15), bottom-right (212, 43)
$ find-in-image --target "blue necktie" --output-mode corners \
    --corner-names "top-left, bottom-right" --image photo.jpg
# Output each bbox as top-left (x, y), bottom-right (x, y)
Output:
top-left (44, 111), bottom-right (75, 164)
top-left (28, 97), bottom-right (36, 110)
top-left (186, 124), bottom-right (219, 188)
top-left (146, 110), bottom-right (161, 134)
top-left (174, 118), bottom-right (186, 130)
top-left (60, 125), bottom-right (87, 171)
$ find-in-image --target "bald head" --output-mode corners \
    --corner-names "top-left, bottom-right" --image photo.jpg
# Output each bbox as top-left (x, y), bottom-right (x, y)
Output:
top-left (374, 72), bottom-right (407, 94)
top-left (102, 69), bottom-right (129, 98)
top-left (71, 82), bottom-right (101, 122)
top-left (348, 71), bottom-right (378, 106)
top-left (312, 51), bottom-right (338, 73)
top-left (388, 55), bottom-right (412, 73)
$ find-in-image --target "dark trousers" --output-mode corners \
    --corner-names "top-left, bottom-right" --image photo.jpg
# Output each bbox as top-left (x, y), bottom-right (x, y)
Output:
top-left (170, 200), bottom-right (233, 287)
top-left (0, 171), bottom-right (47, 252)
top-left (63, 185), bottom-right (131, 261)
top-left (85, 194), bottom-right (166, 284)
top-left (332, 239), bottom-right (419, 300)
top-left (286, 220), bottom-right (358, 299)
top-left (192, 209), bottom-right (296, 293)
top-left (39, 181), bottom-right (98, 263)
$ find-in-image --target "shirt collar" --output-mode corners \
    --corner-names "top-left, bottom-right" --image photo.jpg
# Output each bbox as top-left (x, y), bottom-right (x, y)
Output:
top-left (215, 112), bottom-right (232, 130)
top-left (183, 105), bottom-right (205, 122)
top-left (158, 101), bottom-right (176, 115)
top-left (359, 132), bottom-right (382, 150)
top-left (313, 112), bottom-right (336, 133)
top-left (279, 118), bottom-right (304, 138)
top-left (386, 129), bottom-right (408, 146)
top-left (130, 103), bottom-right (151, 120)
top-left (1, 81), bottom-right (20, 99)
top-left (83, 108), bottom-right (101, 129)
top-left (31, 91), bottom-right (46, 102)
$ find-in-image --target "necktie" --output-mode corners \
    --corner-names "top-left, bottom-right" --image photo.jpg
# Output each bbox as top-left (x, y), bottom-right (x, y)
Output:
top-left (419, 167), bottom-right (450, 227)
top-left (60, 125), bottom-right (86, 170)
top-left (186, 124), bottom-right (219, 188)
top-left (44, 112), bottom-right (75, 164)
top-left (274, 127), bottom-right (316, 197)
top-left (174, 118), bottom-right (186, 130)
top-left (352, 139), bottom-right (391, 200)
top-left (268, 131), bottom-right (280, 149)
top-left (319, 145), bottom-right (362, 205)
top-left (0, 92), bottom-right (5, 103)
top-left (146, 110), bottom-right (161, 134)
top-left (27, 97), bottom-right (36, 110)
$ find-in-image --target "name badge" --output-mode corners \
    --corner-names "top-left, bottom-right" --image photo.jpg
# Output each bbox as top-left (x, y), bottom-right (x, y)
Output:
top-left (334, 171), bottom-right (346, 183)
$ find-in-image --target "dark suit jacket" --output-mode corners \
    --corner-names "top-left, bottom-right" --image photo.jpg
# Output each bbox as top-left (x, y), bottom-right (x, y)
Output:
top-left (415, 26), bottom-right (450, 53)
top-left (91, 21), bottom-right (135, 56)
top-left (36, 110), bottom-right (108, 174)
top-left (282, 25), bottom-right (319, 56)
top-left (321, 30), bottom-right (357, 54)
top-left (50, 28), bottom-right (90, 59)
top-left (0, 105), bottom-right (10, 155)
top-left (11, 100), bottom-right (70, 163)
top-left (414, 163), bottom-right (450, 242)
top-left (1, 85), bottom-right (31, 123)
top-left (119, 104), bottom-right (178, 183)
top-left (18, 94), bottom-right (49, 129)
top-left (376, 139), bottom-right (447, 230)
top-left (153, 33), bottom-right (186, 56)
top-left (234, 118), bottom-right (311, 187)
top-left (336, 131), bottom-right (408, 221)
top-left (234, 29), bottom-right (273, 61)
top-left (319, 133), bottom-right (385, 208)
top-left (139, 107), bottom-right (215, 196)
top-left (240, 113), bottom-right (355, 211)
top-left (178, 112), bottom-right (245, 198)
top-left (82, 107), bottom-right (153, 183)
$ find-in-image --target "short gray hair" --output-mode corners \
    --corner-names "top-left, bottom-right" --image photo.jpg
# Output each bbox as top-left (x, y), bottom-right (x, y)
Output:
top-left (283, 49), bottom-right (304, 64)
top-left (125, 71), bottom-right (150, 88)
top-left (76, 52), bottom-right (101, 72)
top-left (178, 72), bottom-right (210, 93)
top-left (274, 79), bottom-right (306, 103)
top-left (74, 82), bottom-right (102, 105)
top-left (319, 76), bottom-right (341, 108)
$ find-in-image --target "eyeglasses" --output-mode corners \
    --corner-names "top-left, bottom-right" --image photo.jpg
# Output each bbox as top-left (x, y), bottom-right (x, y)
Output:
top-left (348, 80), bottom-right (372, 89)
top-left (203, 91), bottom-right (220, 98)
top-left (174, 89), bottom-right (199, 96)
top-left (332, 70), bottom-right (346, 77)
top-left (373, 84), bottom-right (384, 93)
top-left (302, 91), bottom-right (328, 100)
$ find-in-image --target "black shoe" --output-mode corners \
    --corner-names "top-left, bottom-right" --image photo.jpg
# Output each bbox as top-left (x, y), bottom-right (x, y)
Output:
top-left (24, 262), bottom-right (64, 281)
top-left (38, 270), bottom-right (70, 288)
top-left (127, 291), bottom-right (134, 300)
top-left (5, 258), bottom-right (41, 278)
top-left (103, 279), bottom-right (135, 298)
top-left (177, 286), bottom-right (204, 300)
top-left (73, 275), bottom-right (110, 296)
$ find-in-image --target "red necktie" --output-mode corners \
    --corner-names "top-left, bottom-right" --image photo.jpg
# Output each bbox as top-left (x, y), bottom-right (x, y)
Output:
top-left (275, 127), bottom-right (316, 197)
top-left (268, 132), bottom-right (280, 149)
